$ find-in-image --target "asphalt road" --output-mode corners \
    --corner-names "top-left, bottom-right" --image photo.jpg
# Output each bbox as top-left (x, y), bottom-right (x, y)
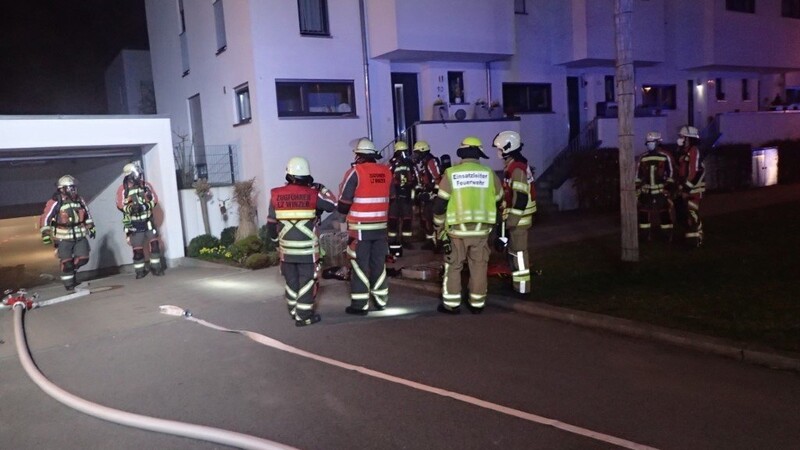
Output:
top-left (1, 265), bottom-right (798, 449)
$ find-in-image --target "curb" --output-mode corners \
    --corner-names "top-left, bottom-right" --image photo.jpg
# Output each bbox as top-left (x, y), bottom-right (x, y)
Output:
top-left (388, 277), bottom-right (800, 373)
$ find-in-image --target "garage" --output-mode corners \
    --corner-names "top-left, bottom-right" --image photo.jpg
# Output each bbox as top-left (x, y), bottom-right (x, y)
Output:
top-left (0, 116), bottom-right (183, 291)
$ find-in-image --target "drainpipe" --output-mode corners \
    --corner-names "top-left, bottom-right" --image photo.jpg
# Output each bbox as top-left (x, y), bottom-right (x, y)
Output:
top-left (359, 0), bottom-right (373, 140)
top-left (485, 61), bottom-right (493, 105)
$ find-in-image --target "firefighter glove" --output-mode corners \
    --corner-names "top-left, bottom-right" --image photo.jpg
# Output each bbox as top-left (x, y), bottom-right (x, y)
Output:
top-left (88, 227), bottom-right (96, 239)
top-left (41, 234), bottom-right (52, 245)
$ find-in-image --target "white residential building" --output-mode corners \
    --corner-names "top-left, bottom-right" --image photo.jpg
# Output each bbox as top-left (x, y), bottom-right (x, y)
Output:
top-left (105, 49), bottom-right (157, 115)
top-left (144, 0), bottom-right (800, 229)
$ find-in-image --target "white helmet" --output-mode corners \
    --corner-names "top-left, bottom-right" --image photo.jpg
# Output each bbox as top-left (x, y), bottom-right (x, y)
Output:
top-left (353, 138), bottom-right (378, 155)
top-left (123, 162), bottom-right (143, 180)
top-left (678, 126), bottom-right (699, 139)
top-left (645, 131), bottom-right (662, 143)
top-left (57, 175), bottom-right (77, 189)
top-left (493, 130), bottom-right (522, 155)
top-left (286, 156), bottom-right (311, 177)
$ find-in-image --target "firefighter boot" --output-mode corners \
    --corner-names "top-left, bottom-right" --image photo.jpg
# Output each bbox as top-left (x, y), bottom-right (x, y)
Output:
top-left (295, 314), bottom-right (321, 327)
top-left (135, 268), bottom-right (148, 279)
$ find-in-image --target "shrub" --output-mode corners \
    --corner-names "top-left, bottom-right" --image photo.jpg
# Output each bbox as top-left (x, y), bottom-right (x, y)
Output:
top-left (572, 147), bottom-right (620, 212)
top-left (228, 235), bottom-right (263, 263)
top-left (188, 234), bottom-right (221, 257)
top-left (243, 253), bottom-right (270, 269)
top-left (220, 226), bottom-right (237, 247)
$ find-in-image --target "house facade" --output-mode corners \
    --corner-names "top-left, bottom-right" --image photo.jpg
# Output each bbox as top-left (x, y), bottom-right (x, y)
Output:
top-left (144, 0), bottom-right (800, 229)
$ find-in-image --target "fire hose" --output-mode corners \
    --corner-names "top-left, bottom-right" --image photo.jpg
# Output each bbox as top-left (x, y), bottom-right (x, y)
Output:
top-left (2, 290), bottom-right (294, 450)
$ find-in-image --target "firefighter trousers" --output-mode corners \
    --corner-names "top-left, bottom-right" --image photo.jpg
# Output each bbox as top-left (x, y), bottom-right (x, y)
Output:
top-left (442, 235), bottom-right (490, 310)
top-left (637, 193), bottom-right (674, 241)
top-left (129, 228), bottom-right (163, 274)
top-left (56, 237), bottom-right (90, 289)
top-left (281, 261), bottom-right (317, 321)
top-left (388, 197), bottom-right (413, 253)
top-left (348, 235), bottom-right (389, 311)
top-left (507, 225), bottom-right (531, 294)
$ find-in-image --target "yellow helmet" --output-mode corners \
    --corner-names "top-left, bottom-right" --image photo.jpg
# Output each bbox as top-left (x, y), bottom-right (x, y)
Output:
top-left (394, 141), bottom-right (409, 152)
top-left (413, 141), bottom-right (430, 153)
top-left (459, 136), bottom-right (483, 149)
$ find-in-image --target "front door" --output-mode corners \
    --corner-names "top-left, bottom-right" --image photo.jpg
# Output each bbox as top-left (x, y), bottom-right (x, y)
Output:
top-left (391, 73), bottom-right (420, 140)
top-left (567, 76), bottom-right (580, 141)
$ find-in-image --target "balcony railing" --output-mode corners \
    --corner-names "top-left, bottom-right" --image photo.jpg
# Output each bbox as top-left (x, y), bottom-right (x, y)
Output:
top-left (174, 143), bottom-right (239, 189)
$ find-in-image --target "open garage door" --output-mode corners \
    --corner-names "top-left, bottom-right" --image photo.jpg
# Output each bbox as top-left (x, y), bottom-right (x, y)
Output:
top-left (0, 116), bottom-right (183, 291)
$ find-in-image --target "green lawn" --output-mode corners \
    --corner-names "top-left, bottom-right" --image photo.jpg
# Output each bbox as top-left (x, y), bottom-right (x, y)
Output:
top-left (527, 201), bottom-right (800, 353)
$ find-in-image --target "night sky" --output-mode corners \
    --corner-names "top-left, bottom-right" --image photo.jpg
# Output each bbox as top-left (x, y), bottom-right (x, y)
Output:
top-left (0, 0), bottom-right (149, 115)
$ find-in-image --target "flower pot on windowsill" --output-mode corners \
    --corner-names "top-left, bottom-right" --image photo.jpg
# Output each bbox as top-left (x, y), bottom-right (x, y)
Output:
top-left (489, 105), bottom-right (504, 119)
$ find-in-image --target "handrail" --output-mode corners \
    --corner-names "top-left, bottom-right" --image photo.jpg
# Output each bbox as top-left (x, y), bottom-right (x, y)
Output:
top-left (539, 117), bottom-right (599, 186)
top-left (378, 121), bottom-right (421, 159)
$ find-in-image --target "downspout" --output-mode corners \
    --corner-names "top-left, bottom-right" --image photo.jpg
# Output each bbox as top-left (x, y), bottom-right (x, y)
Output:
top-left (359, 0), bottom-right (373, 140)
top-left (486, 61), bottom-right (493, 105)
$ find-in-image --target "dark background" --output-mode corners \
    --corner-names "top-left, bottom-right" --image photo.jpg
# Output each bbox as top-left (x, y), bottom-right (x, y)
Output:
top-left (0, 0), bottom-right (149, 115)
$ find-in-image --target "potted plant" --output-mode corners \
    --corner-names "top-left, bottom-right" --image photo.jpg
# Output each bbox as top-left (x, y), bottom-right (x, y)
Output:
top-left (432, 97), bottom-right (449, 121)
top-left (473, 98), bottom-right (490, 119)
top-left (489, 100), bottom-right (504, 119)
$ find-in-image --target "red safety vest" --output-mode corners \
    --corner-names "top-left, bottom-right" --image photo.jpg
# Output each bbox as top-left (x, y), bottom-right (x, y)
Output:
top-left (270, 184), bottom-right (320, 262)
top-left (348, 163), bottom-right (391, 224)
top-left (503, 160), bottom-right (536, 206)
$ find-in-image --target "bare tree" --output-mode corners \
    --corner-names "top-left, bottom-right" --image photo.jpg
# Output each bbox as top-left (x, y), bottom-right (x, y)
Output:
top-left (615, 0), bottom-right (639, 262)
top-left (192, 178), bottom-right (212, 235)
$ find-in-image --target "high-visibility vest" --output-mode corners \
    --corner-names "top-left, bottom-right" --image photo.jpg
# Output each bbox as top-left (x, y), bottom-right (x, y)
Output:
top-left (636, 150), bottom-right (673, 194)
top-left (503, 160), bottom-right (537, 226)
top-left (40, 197), bottom-right (92, 240)
top-left (444, 162), bottom-right (497, 229)
top-left (348, 163), bottom-right (391, 229)
top-left (122, 185), bottom-right (156, 221)
top-left (270, 184), bottom-right (320, 261)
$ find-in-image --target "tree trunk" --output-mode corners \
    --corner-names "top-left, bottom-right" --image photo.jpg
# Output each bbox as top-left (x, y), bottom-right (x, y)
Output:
top-left (615, 0), bottom-right (639, 262)
top-left (199, 197), bottom-right (211, 235)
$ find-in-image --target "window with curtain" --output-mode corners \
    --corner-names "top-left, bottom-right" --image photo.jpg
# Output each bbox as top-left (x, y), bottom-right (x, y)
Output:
top-left (276, 80), bottom-right (356, 118)
top-left (298, 0), bottom-right (329, 36)
top-left (214, 0), bottom-right (227, 54)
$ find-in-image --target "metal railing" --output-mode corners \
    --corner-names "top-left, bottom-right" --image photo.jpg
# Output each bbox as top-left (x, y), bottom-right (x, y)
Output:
top-left (538, 117), bottom-right (600, 190)
top-left (174, 143), bottom-right (239, 188)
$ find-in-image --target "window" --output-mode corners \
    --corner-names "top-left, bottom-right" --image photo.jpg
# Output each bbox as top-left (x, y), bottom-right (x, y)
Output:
top-left (782, 0), bottom-right (800, 18)
top-left (515, 0), bottom-right (527, 14)
top-left (276, 80), bottom-right (356, 117)
top-left (448, 72), bottom-right (465, 103)
top-left (298, 0), bottom-right (329, 36)
top-left (641, 85), bottom-right (676, 109)
top-left (715, 78), bottom-right (726, 101)
top-left (502, 83), bottom-right (552, 113)
top-left (213, 0), bottom-right (227, 54)
top-left (742, 79), bottom-right (751, 101)
top-left (726, 0), bottom-right (755, 13)
top-left (235, 83), bottom-right (251, 124)
top-left (604, 75), bottom-right (615, 102)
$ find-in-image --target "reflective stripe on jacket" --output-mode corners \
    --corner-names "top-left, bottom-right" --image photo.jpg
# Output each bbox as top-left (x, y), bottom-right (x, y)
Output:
top-left (440, 162), bottom-right (497, 235)
top-left (503, 160), bottom-right (537, 227)
top-left (270, 184), bottom-right (320, 261)
top-left (348, 163), bottom-right (391, 229)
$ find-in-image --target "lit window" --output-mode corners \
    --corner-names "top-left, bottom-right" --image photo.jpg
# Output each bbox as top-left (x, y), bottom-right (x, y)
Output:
top-left (276, 80), bottom-right (356, 118)
top-left (502, 83), bottom-right (552, 114)
top-left (641, 85), bottom-right (677, 110)
top-left (448, 72), bottom-right (465, 104)
top-left (782, 0), bottom-right (800, 18)
top-left (214, 0), bottom-right (227, 54)
top-left (515, 0), bottom-right (527, 14)
top-left (235, 83), bottom-right (251, 124)
top-left (298, 0), bottom-right (329, 36)
top-left (726, 0), bottom-right (755, 13)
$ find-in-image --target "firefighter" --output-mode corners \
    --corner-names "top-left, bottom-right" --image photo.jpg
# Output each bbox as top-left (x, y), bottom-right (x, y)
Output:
top-left (433, 137), bottom-right (504, 314)
top-left (338, 138), bottom-right (393, 315)
top-left (387, 141), bottom-right (416, 258)
top-left (412, 140), bottom-right (442, 251)
top-left (674, 125), bottom-right (706, 247)
top-left (635, 131), bottom-right (675, 242)
top-left (39, 175), bottom-right (96, 291)
top-left (493, 130), bottom-right (537, 295)
top-left (267, 157), bottom-right (337, 327)
top-left (116, 163), bottom-right (164, 278)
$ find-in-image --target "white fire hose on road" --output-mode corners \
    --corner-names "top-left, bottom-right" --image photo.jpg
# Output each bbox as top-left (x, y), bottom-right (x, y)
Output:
top-left (2, 290), bottom-right (294, 450)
